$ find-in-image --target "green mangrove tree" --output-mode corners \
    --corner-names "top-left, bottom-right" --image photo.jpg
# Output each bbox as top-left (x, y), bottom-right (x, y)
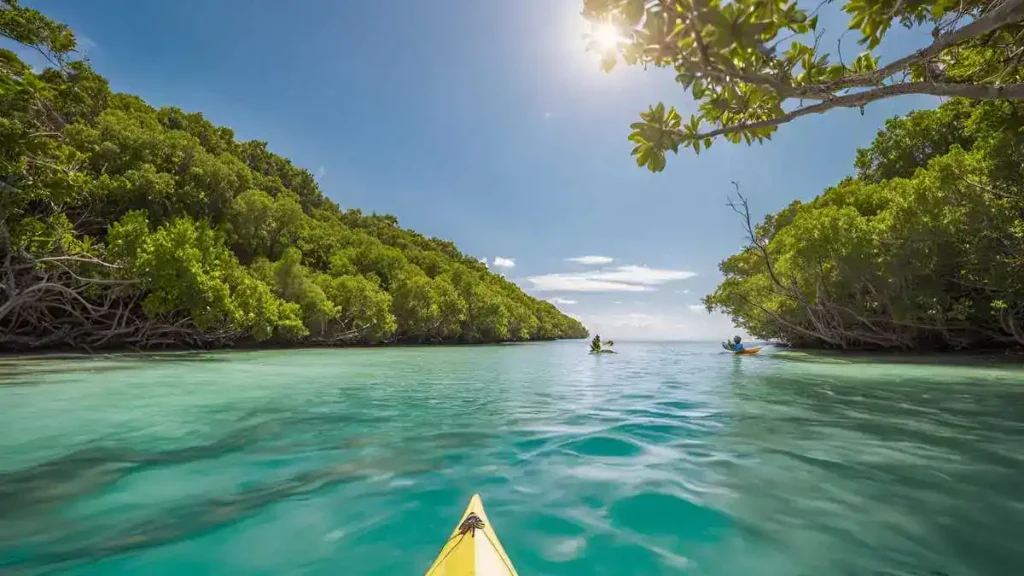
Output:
top-left (0, 1), bottom-right (588, 351)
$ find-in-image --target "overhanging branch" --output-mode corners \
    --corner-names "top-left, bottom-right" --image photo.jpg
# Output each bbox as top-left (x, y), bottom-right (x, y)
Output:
top-left (670, 0), bottom-right (1024, 101)
top-left (688, 80), bottom-right (1024, 140)
top-left (829, 0), bottom-right (1024, 90)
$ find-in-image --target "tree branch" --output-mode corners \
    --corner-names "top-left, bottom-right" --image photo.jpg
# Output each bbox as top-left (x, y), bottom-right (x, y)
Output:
top-left (687, 0), bottom-right (714, 69)
top-left (676, 60), bottom-right (832, 101)
top-left (672, 0), bottom-right (1024, 101)
top-left (829, 0), bottom-right (1024, 90)
top-left (689, 80), bottom-right (1024, 140)
top-left (726, 184), bottom-right (786, 291)
top-left (36, 255), bottom-right (121, 269)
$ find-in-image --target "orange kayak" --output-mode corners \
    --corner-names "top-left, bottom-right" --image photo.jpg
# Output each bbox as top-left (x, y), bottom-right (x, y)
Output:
top-left (735, 346), bottom-right (761, 355)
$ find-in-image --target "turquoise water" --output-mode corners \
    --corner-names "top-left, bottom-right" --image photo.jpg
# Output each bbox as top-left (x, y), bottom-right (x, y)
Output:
top-left (1, 342), bottom-right (1023, 575)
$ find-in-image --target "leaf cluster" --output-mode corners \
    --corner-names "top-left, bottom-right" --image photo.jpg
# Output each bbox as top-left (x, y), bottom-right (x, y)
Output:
top-left (583, 0), bottom-right (1024, 170)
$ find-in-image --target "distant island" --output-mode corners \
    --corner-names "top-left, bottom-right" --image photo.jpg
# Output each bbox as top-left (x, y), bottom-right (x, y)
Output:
top-left (0, 3), bottom-right (587, 353)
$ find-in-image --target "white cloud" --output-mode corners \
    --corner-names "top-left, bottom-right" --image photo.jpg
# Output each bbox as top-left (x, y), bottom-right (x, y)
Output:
top-left (528, 276), bottom-right (653, 292)
top-left (566, 255), bottom-right (614, 265)
top-left (316, 166), bottom-right (326, 180)
top-left (544, 112), bottom-right (552, 119)
top-left (492, 257), bottom-right (516, 268)
top-left (549, 297), bottom-right (578, 305)
top-left (688, 304), bottom-right (706, 313)
top-left (675, 289), bottom-right (691, 294)
top-left (526, 265), bottom-right (696, 292)
top-left (592, 265), bottom-right (696, 284)
top-left (478, 257), bottom-right (488, 265)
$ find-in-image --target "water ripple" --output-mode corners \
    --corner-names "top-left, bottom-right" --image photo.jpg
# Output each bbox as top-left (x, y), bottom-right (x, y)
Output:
top-left (0, 343), bottom-right (1022, 575)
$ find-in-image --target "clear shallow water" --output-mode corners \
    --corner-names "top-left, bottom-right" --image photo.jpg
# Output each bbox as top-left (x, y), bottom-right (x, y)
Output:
top-left (1, 342), bottom-right (1023, 575)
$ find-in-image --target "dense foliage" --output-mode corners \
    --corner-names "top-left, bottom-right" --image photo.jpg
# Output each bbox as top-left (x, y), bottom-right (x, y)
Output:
top-left (0, 1), bottom-right (587, 351)
top-left (704, 98), bottom-right (1024, 349)
top-left (581, 0), bottom-right (1024, 170)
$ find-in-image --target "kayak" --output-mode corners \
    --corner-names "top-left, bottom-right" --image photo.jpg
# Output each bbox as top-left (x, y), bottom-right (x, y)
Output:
top-left (425, 494), bottom-right (518, 576)
top-left (735, 346), bottom-right (761, 355)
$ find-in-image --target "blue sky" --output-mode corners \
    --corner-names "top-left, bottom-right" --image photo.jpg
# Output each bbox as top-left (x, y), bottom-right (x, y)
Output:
top-left (30, 0), bottom-right (940, 339)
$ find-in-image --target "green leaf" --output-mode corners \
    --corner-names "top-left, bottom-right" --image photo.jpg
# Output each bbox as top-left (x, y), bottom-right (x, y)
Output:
top-left (650, 151), bottom-right (666, 172)
top-left (636, 146), bottom-right (651, 167)
top-left (692, 79), bottom-right (706, 100)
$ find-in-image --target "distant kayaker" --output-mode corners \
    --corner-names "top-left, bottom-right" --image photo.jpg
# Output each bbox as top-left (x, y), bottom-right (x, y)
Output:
top-left (722, 335), bottom-right (745, 352)
top-left (590, 335), bottom-right (615, 354)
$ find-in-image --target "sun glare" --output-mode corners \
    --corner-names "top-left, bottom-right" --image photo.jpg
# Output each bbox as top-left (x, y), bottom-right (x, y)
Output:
top-left (592, 22), bottom-right (625, 53)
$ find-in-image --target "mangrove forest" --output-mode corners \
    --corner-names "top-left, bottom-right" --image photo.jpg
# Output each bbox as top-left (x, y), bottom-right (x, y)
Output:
top-left (703, 98), bottom-right (1024, 350)
top-left (0, 1), bottom-right (588, 352)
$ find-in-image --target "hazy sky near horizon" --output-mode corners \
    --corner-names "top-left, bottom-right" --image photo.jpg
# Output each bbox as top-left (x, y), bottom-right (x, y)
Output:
top-left (29, 0), bottom-right (941, 339)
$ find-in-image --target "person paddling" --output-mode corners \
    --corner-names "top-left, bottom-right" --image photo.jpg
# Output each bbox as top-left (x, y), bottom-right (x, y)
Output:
top-left (722, 335), bottom-right (745, 352)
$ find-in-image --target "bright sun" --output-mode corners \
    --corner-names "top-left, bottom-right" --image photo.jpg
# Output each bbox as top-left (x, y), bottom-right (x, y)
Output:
top-left (592, 22), bottom-right (625, 53)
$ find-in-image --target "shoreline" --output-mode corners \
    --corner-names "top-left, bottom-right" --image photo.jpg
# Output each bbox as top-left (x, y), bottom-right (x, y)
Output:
top-left (0, 337), bottom-right (587, 362)
top-left (3, 339), bottom-right (1021, 364)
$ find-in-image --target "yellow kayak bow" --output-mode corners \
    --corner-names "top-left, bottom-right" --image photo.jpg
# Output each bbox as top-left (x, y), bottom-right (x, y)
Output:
top-left (425, 494), bottom-right (518, 576)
